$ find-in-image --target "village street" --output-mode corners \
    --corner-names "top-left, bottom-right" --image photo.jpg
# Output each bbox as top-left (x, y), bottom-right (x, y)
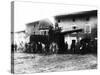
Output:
top-left (13, 52), bottom-right (97, 74)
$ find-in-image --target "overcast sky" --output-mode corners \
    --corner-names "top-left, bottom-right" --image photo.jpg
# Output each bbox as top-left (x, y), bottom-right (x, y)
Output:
top-left (14, 1), bottom-right (97, 32)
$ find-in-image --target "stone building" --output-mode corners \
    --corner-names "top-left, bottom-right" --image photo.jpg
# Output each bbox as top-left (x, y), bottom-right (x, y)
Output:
top-left (54, 10), bottom-right (97, 49)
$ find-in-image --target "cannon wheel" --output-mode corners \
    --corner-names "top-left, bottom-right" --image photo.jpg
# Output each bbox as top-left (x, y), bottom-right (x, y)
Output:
top-left (49, 42), bottom-right (59, 54)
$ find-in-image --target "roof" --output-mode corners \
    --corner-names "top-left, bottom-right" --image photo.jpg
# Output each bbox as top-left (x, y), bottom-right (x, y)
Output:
top-left (26, 21), bottom-right (39, 26)
top-left (26, 19), bottom-right (53, 30)
top-left (15, 30), bottom-right (25, 33)
top-left (55, 10), bottom-right (97, 20)
top-left (11, 30), bottom-right (25, 33)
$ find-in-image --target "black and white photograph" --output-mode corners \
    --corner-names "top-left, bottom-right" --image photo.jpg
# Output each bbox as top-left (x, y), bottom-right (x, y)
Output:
top-left (11, 1), bottom-right (97, 74)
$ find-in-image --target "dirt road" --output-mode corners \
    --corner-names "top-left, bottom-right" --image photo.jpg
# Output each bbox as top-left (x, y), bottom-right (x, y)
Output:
top-left (13, 53), bottom-right (97, 73)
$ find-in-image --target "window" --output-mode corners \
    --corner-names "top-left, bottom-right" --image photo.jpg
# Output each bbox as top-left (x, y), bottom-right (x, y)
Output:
top-left (58, 19), bottom-right (60, 22)
top-left (86, 17), bottom-right (89, 21)
top-left (85, 24), bottom-right (91, 33)
top-left (72, 18), bottom-right (75, 22)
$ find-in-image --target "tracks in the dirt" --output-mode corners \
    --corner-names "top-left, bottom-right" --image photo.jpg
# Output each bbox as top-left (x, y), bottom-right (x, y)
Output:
top-left (13, 53), bottom-right (97, 73)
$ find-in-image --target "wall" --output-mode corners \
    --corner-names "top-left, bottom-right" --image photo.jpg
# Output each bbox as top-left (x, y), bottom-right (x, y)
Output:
top-left (58, 17), bottom-right (97, 32)
top-left (26, 23), bottom-right (40, 35)
top-left (13, 32), bottom-right (29, 52)
top-left (58, 16), bottom-right (97, 49)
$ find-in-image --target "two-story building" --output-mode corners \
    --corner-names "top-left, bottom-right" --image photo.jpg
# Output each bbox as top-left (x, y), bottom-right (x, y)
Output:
top-left (54, 10), bottom-right (97, 49)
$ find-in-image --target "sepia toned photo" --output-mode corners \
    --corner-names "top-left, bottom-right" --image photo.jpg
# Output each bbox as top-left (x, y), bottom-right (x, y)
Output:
top-left (11, 1), bottom-right (97, 74)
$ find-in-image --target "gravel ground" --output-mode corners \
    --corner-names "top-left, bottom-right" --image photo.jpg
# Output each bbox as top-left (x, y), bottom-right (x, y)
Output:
top-left (13, 52), bottom-right (97, 74)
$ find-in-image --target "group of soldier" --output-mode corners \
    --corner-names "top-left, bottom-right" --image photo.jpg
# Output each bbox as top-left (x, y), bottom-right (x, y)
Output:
top-left (11, 37), bottom-right (97, 55)
top-left (12, 38), bottom-right (97, 55)
top-left (65, 38), bottom-right (97, 54)
top-left (24, 41), bottom-right (58, 55)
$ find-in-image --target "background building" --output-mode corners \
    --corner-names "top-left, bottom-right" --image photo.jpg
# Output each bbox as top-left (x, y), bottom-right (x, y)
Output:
top-left (26, 19), bottom-right (53, 36)
top-left (54, 10), bottom-right (97, 49)
top-left (25, 10), bottom-right (97, 50)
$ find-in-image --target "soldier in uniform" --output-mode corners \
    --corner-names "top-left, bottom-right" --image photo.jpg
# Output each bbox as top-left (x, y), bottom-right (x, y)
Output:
top-left (71, 40), bottom-right (76, 54)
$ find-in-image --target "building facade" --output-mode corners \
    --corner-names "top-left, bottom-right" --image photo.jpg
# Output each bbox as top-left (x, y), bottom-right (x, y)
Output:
top-left (26, 19), bottom-right (53, 36)
top-left (54, 10), bottom-right (97, 49)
